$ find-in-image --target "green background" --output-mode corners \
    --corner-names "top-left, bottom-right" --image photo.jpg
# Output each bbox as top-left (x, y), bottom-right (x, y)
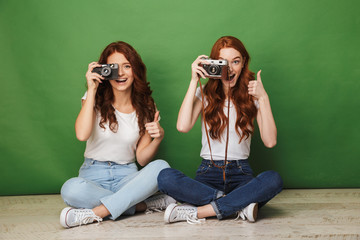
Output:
top-left (0, 0), bottom-right (359, 195)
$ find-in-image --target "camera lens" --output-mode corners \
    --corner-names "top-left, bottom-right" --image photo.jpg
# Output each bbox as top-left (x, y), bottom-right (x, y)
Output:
top-left (101, 66), bottom-right (111, 77)
top-left (209, 65), bottom-right (220, 75)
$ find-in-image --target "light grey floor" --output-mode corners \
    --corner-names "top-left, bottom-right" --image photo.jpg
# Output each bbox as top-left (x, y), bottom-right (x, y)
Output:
top-left (1, 189), bottom-right (360, 240)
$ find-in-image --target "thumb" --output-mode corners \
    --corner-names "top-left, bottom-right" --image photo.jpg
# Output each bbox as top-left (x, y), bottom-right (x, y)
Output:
top-left (154, 111), bottom-right (160, 122)
top-left (257, 70), bottom-right (262, 82)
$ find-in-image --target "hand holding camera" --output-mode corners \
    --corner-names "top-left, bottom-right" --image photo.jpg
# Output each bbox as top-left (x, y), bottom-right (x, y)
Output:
top-left (85, 62), bottom-right (105, 91)
top-left (91, 63), bottom-right (119, 81)
top-left (191, 55), bottom-right (229, 82)
top-left (86, 62), bottom-right (120, 91)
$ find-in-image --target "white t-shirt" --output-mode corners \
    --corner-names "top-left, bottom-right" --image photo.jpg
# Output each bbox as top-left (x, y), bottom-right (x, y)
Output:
top-left (82, 92), bottom-right (140, 164)
top-left (195, 87), bottom-right (258, 160)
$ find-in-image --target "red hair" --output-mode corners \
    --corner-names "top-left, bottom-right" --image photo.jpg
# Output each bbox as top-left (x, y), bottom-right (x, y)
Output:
top-left (95, 41), bottom-right (155, 136)
top-left (203, 36), bottom-right (257, 142)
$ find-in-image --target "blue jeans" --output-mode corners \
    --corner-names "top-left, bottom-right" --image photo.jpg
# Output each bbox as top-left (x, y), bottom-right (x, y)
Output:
top-left (158, 159), bottom-right (283, 219)
top-left (61, 158), bottom-right (170, 220)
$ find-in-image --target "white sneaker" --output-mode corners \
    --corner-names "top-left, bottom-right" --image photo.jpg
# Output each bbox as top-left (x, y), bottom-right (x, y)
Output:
top-left (164, 203), bottom-right (205, 224)
top-left (60, 207), bottom-right (103, 228)
top-left (144, 193), bottom-right (177, 213)
top-left (235, 203), bottom-right (258, 223)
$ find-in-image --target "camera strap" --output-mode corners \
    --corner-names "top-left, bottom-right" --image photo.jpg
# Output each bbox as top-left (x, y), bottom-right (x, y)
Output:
top-left (198, 77), bottom-right (231, 182)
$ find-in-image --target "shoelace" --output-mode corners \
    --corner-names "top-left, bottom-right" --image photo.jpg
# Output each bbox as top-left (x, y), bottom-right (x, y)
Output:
top-left (234, 210), bottom-right (246, 221)
top-left (176, 208), bottom-right (206, 224)
top-left (74, 210), bottom-right (103, 226)
top-left (145, 196), bottom-right (168, 214)
top-left (145, 208), bottom-right (164, 214)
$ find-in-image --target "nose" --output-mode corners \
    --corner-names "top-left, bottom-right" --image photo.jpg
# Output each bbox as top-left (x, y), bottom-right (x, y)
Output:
top-left (118, 66), bottom-right (124, 76)
top-left (228, 63), bottom-right (234, 73)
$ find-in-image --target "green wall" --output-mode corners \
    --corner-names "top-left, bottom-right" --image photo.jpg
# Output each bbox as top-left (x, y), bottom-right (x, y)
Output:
top-left (1, 0), bottom-right (359, 195)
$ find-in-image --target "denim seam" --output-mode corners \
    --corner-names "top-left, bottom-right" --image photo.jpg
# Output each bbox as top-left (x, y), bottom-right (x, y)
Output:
top-left (210, 200), bottom-right (223, 220)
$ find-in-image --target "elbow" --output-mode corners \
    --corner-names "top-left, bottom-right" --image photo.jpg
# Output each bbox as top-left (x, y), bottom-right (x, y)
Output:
top-left (177, 123), bottom-right (190, 133)
top-left (264, 139), bottom-right (277, 148)
top-left (138, 161), bottom-right (146, 167)
top-left (76, 132), bottom-right (89, 142)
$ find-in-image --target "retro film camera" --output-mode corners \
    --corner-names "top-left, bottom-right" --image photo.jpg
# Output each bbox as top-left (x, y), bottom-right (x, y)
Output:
top-left (92, 63), bottom-right (119, 80)
top-left (201, 58), bottom-right (229, 79)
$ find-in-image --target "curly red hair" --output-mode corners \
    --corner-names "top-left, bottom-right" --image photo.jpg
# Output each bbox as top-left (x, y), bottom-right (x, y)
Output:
top-left (203, 36), bottom-right (257, 142)
top-left (95, 41), bottom-right (155, 136)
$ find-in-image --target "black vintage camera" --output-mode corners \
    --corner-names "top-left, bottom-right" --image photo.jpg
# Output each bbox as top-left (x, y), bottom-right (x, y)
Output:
top-left (92, 63), bottom-right (119, 80)
top-left (202, 58), bottom-right (228, 79)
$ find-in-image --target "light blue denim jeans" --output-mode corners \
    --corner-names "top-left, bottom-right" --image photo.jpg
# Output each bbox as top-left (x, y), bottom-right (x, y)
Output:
top-left (61, 158), bottom-right (170, 220)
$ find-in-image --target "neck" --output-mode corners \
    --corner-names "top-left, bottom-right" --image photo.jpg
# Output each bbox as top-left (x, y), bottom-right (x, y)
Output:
top-left (112, 88), bottom-right (132, 108)
top-left (223, 86), bottom-right (231, 99)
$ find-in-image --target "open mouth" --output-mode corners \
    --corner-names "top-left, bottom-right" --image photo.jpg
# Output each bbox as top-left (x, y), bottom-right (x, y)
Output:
top-left (115, 79), bottom-right (127, 83)
top-left (228, 74), bottom-right (236, 81)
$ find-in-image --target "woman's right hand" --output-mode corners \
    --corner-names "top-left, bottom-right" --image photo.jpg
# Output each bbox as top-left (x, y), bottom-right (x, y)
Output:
top-left (191, 55), bottom-right (209, 82)
top-left (85, 62), bottom-right (104, 91)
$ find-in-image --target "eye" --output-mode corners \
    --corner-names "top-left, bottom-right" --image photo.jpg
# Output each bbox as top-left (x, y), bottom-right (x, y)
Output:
top-left (124, 64), bottom-right (131, 69)
top-left (233, 60), bottom-right (240, 64)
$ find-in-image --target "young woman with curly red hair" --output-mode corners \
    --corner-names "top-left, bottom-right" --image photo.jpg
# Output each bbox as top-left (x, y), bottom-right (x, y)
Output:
top-left (158, 36), bottom-right (283, 224)
top-left (60, 41), bottom-right (175, 228)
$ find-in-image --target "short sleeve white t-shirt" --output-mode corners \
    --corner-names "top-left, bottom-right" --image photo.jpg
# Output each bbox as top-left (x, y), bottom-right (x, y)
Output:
top-left (195, 87), bottom-right (258, 160)
top-left (82, 92), bottom-right (140, 164)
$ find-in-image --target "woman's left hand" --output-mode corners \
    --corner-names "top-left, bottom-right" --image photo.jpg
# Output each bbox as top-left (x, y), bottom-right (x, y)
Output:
top-left (145, 111), bottom-right (164, 139)
top-left (248, 70), bottom-right (268, 99)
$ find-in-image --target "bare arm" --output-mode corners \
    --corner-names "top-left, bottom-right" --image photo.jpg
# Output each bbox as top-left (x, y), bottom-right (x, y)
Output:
top-left (75, 62), bottom-right (104, 141)
top-left (248, 70), bottom-right (277, 148)
top-left (177, 55), bottom-right (209, 132)
top-left (136, 111), bottom-right (164, 166)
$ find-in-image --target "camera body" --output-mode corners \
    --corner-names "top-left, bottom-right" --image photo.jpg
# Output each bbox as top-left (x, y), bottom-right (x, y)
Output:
top-left (201, 58), bottom-right (228, 79)
top-left (92, 63), bottom-right (119, 80)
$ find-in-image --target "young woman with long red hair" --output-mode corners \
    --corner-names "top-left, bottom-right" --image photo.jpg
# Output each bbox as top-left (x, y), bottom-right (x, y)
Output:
top-left (60, 41), bottom-right (175, 228)
top-left (158, 36), bottom-right (283, 224)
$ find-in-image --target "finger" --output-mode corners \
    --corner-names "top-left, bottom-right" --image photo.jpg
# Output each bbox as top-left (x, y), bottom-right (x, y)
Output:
top-left (154, 111), bottom-right (160, 122)
top-left (197, 55), bottom-right (208, 60)
top-left (196, 70), bottom-right (206, 79)
top-left (147, 129), bottom-right (159, 135)
top-left (150, 133), bottom-right (160, 138)
top-left (91, 72), bottom-right (104, 79)
top-left (146, 126), bottom-right (158, 131)
top-left (257, 70), bottom-right (262, 82)
top-left (145, 123), bottom-right (155, 128)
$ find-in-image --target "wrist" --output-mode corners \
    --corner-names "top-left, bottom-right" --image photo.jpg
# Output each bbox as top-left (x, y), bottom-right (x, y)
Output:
top-left (87, 88), bottom-right (97, 96)
top-left (190, 78), bottom-right (199, 84)
top-left (258, 94), bottom-right (269, 103)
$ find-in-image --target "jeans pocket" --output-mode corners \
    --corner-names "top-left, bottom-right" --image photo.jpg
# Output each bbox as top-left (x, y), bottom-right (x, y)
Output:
top-left (238, 164), bottom-right (254, 176)
top-left (196, 164), bottom-right (211, 176)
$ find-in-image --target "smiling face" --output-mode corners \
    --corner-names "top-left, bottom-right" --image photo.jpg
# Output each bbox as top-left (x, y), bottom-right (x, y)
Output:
top-left (219, 47), bottom-right (244, 91)
top-left (107, 52), bottom-right (134, 93)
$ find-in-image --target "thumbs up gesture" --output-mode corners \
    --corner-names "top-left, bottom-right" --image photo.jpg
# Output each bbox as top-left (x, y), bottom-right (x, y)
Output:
top-left (145, 111), bottom-right (164, 139)
top-left (248, 70), bottom-right (267, 100)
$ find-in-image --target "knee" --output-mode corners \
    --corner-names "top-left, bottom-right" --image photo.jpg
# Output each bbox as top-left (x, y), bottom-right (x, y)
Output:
top-left (149, 159), bottom-right (170, 171)
top-left (157, 168), bottom-right (178, 192)
top-left (262, 170), bottom-right (283, 191)
top-left (61, 177), bottom-right (86, 203)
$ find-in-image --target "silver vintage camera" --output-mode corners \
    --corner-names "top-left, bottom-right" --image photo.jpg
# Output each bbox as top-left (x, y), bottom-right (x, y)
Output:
top-left (92, 63), bottom-right (119, 80)
top-left (201, 58), bottom-right (228, 79)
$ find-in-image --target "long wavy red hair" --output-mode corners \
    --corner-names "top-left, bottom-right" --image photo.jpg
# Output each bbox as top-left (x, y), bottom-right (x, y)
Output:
top-left (203, 36), bottom-right (257, 142)
top-left (95, 41), bottom-right (155, 136)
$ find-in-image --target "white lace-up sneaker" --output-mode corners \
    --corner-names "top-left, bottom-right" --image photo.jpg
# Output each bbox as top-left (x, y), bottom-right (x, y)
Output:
top-left (144, 193), bottom-right (177, 213)
top-left (60, 207), bottom-right (103, 228)
top-left (235, 203), bottom-right (258, 223)
top-left (164, 203), bottom-right (205, 224)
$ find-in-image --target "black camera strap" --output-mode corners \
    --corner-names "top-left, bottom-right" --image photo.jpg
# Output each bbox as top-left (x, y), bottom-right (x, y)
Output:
top-left (198, 75), bottom-right (231, 182)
